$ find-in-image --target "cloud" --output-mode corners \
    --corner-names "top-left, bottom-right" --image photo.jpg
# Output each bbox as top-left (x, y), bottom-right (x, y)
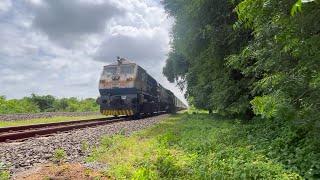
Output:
top-left (95, 26), bottom-right (169, 66)
top-left (93, 0), bottom-right (173, 71)
top-left (31, 0), bottom-right (122, 47)
top-left (0, 0), bottom-right (186, 104)
top-left (0, 0), bottom-right (11, 13)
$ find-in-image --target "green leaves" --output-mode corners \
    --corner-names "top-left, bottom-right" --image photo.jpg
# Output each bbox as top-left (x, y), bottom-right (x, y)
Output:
top-left (291, 0), bottom-right (317, 16)
top-left (291, 0), bottom-right (303, 16)
top-left (250, 92), bottom-right (294, 120)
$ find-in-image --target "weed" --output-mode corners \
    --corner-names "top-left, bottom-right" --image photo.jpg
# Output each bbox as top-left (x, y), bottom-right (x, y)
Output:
top-left (81, 141), bottom-right (89, 153)
top-left (53, 148), bottom-right (66, 164)
top-left (0, 162), bottom-right (9, 180)
top-left (43, 176), bottom-right (50, 180)
top-left (132, 168), bottom-right (157, 180)
top-left (118, 128), bottom-right (126, 135)
top-left (0, 171), bottom-right (10, 180)
top-left (84, 169), bottom-right (91, 177)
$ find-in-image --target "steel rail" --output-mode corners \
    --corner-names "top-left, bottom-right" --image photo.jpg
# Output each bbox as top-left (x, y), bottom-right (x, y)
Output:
top-left (0, 117), bottom-right (120, 133)
top-left (0, 117), bottom-right (128, 142)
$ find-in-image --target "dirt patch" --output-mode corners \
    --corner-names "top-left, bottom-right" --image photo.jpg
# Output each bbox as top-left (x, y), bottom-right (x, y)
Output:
top-left (12, 163), bottom-right (109, 180)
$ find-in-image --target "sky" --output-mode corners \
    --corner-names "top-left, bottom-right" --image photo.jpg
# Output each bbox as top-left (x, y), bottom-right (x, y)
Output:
top-left (0, 0), bottom-right (186, 103)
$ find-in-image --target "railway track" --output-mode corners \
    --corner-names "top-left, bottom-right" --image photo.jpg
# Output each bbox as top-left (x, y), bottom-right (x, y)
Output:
top-left (0, 116), bottom-right (128, 143)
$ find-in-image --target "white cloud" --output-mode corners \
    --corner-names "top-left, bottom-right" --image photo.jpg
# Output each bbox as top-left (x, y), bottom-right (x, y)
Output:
top-left (0, 0), bottom-right (11, 13)
top-left (95, 26), bottom-right (169, 65)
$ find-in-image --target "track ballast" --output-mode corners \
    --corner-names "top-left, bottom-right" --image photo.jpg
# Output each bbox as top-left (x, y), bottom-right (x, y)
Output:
top-left (0, 117), bottom-right (127, 143)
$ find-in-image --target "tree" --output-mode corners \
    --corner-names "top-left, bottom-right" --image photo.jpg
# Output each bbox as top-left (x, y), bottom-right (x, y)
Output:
top-left (28, 94), bottom-right (56, 112)
top-left (163, 0), bottom-right (253, 117)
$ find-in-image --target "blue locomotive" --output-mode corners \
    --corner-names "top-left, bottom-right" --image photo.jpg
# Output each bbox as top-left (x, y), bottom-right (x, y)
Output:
top-left (97, 57), bottom-right (187, 118)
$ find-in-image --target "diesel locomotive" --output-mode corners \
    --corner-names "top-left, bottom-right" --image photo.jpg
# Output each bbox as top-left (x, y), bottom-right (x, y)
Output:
top-left (97, 57), bottom-right (187, 118)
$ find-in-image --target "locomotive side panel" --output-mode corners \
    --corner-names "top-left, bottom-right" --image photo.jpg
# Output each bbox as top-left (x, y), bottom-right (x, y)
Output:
top-left (134, 66), bottom-right (160, 114)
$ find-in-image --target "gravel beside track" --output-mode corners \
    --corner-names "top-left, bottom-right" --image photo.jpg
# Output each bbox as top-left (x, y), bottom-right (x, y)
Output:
top-left (0, 114), bottom-right (168, 174)
top-left (0, 112), bottom-right (100, 121)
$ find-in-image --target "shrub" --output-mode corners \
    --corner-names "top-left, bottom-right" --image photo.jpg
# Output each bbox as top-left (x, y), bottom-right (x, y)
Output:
top-left (0, 96), bottom-right (40, 114)
top-left (0, 94), bottom-right (99, 114)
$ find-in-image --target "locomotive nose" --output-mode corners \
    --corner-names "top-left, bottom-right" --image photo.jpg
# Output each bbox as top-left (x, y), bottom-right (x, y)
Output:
top-left (110, 96), bottom-right (126, 106)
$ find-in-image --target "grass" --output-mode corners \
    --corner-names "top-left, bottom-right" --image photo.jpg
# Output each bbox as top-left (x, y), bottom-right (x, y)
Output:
top-left (0, 115), bottom-right (105, 127)
top-left (53, 148), bottom-right (67, 164)
top-left (0, 162), bottom-right (10, 180)
top-left (87, 113), bottom-right (303, 179)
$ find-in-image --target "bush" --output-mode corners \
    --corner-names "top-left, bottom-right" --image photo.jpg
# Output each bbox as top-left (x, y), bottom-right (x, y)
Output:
top-left (0, 96), bottom-right (40, 114)
top-left (0, 94), bottom-right (99, 114)
top-left (242, 117), bottom-right (320, 178)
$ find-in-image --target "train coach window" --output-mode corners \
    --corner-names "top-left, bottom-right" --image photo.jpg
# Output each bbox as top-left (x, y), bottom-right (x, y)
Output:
top-left (104, 66), bottom-right (117, 75)
top-left (120, 65), bottom-right (134, 74)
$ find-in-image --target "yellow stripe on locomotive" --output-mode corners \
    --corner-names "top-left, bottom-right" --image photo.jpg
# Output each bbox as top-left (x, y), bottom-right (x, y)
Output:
top-left (101, 109), bottom-right (134, 116)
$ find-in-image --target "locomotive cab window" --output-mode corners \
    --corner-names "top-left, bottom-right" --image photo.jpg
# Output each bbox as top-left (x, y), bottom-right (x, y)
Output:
top-left (104, 66), bottom-right (117, 75)
top-left (120, 65), bottom-right (134, 74)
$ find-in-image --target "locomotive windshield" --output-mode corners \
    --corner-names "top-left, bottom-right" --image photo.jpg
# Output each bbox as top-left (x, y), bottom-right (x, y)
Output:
top-left (120, 65), bottom-right (134, 74)
top-left (103, 66), bottom-right (117, 75)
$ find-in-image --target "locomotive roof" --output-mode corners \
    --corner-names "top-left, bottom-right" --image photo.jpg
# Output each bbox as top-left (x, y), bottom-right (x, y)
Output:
top-left (104, 58), bottom-right (135, 67)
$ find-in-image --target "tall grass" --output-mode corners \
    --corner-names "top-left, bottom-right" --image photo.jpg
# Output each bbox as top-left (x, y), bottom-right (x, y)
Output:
top-left (87, 113), bottom-right (306, 179)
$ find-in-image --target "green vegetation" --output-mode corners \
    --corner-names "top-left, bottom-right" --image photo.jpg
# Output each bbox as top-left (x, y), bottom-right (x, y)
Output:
top-left (0, 94), bottom-right (99, 114)
top-left (81, 140), bottom-right (90, 153)
top-left (0, 162), bottom-right (9, 180)
top-left (162, 0), bottom-right (320, 178)
top-left (0, 115), bottom-right (105, 128)
top-left (0, 171), bottom-right (9, 180)
top-left (163, 0), bottom-right (320, 119)
top-left (87, 113), bottom-right (317, 179)
top-left (53, 148), bottom-right (67, 164)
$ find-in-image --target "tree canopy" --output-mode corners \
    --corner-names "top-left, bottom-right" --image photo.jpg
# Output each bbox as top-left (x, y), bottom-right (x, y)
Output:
top-left (163, 0), bottom-right (320, 119)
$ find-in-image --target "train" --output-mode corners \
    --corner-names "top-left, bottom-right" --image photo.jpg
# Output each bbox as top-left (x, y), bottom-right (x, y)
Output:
top-left (96, 57), bottom-right (187, 118)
